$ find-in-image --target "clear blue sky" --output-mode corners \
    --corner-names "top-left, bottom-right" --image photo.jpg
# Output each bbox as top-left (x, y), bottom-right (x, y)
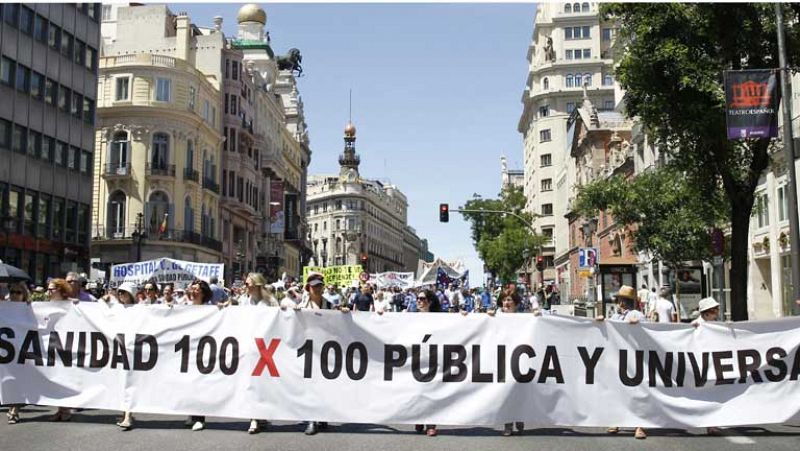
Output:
top-left (172, 2), bottom-right (537, 284)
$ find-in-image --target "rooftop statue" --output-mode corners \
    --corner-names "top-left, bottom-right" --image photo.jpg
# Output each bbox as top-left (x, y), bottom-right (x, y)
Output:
top-left (277, 48), bottom-right (303, 77)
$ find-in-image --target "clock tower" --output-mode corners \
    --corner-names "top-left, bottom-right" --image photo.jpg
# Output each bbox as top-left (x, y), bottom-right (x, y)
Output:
top-left (338, 121), bottom-right (361, 183)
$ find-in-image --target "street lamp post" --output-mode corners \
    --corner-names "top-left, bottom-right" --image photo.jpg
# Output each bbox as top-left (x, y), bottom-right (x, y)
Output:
top-left (581, 218), bottom-right (599, 315)
top-left (321, 238), bottom-right (328, 267)
top-left (235, 240), bottom-right (245, 280)
top-left (131, 212), bottom-right (146, 262)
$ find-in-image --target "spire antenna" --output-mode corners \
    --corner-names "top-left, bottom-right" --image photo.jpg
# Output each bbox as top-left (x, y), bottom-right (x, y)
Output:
top-left (349, 89), bottom-right (352, 122)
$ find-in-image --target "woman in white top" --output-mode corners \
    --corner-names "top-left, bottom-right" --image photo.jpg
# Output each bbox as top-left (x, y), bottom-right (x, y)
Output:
top-left (373, 289), bottom-right (392, 313)
top-left (238, 273), bottom-right (277, 434)
top-left (692, 297), bottom-right (723, 436)
top-left (239, 273), bottom-right (279, 308)
top-left (488, 289), bottom-right (526, 436)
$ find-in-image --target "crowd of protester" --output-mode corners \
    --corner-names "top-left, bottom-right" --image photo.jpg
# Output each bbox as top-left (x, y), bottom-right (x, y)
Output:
top-left (0, 270), bottom-right (724, 439)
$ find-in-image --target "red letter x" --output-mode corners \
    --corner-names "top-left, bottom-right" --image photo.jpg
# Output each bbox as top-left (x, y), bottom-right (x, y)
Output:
top-left (252, 338), bottom-right (281, 377)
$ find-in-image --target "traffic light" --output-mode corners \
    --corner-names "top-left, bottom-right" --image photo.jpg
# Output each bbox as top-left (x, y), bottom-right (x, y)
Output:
top-left (535, 255), bottom-right (544, 271)
top-left (439, 203), bottom-right (449, 222)
top-left (360, 253), bottom-right (368, 267)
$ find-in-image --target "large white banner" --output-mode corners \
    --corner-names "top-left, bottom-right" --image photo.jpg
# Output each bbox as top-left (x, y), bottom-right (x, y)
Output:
top-left (110, 258), bottom-right (224, 289)
top-left (369, 272), bottom-right (415, 289)
top-left (1, 302), bottom-right (799, 427)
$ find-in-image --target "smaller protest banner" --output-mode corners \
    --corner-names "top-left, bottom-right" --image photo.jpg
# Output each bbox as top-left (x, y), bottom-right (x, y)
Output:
top-left (302, 265), bottom-right (363, 287)
top-left (110, 258), bottom-right (224, 289)
top-left (368, 271), bottom-right (415, 289)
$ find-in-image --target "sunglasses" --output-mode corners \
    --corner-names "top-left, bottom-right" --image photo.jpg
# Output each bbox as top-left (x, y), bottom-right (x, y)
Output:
top-left (145, 288), bottom-right (156, 291)
top-left (417, 296), bottom-right (428, 301)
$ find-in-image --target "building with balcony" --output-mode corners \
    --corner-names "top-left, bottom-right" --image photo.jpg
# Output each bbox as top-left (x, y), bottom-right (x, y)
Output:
top-left (518, 2), bottom-right (617, 288)
top-left (92, 5), bottom-right (223, 267)
top-left (306, 122), bottom-right (425, 275)
top-left (0, 3), bottom-right (101, 284)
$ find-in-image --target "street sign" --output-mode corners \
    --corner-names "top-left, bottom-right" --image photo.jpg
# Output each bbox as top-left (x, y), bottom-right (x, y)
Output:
top-left (359, 271), bottom-right (370, 282)
top-left (579, 247), bottom-right (598, 268)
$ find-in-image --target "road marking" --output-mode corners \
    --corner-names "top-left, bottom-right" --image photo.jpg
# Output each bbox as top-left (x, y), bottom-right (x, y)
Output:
top-left (725, 435), bottom-right (756, 445)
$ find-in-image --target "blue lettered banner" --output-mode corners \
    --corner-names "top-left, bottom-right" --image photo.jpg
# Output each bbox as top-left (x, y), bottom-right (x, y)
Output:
top-left (109, 258), bottom-right (224, 289)
top-left (0, 302), bottom-right (799, 427)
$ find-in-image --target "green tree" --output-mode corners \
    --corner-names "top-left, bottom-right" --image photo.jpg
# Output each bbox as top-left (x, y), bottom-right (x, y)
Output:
top-left (603, 3), bottom-right (800, 320)
top-left (460, 186), bottom-right (545, 283)
top-left (574, 165), bottom-right (728, 273)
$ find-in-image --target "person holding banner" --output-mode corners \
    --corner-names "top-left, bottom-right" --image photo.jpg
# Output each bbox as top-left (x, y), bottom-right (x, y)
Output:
top-left (414, 289), bottom-right (441, 437)
top-left (46, 279), bottom-right (77, 422)
top-left (240, 273), bottom-right (279, 308)
top-left (3, 281), bottom-right (30, 424)
top-left (186, 279), bottom-right (214, 431)
top-left (487, 288), bottom-right (527, 436)
top-left (691, 298), bottom-right (725, 437)
top-left (597, 285), bottom-right (647, 440)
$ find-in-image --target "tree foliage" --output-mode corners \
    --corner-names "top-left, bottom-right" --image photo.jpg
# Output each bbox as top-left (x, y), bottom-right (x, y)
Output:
top-left (574, 166), bottom-right (728, 267)
top-left (461, 186), bottom-right (545, 283)
top-left (602, 3), bottom-right (800, 320)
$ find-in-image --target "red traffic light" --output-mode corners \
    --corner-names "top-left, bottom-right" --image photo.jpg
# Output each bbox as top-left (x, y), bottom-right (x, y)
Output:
top-left (360, 254), bottom-right (368, 262)
top-left (439, 203), bottom-right (449, 222)
top-left (535, 255), bottom-right (544, 271)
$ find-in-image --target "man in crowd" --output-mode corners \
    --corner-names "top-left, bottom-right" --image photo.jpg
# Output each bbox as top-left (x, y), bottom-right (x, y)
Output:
top-left (648, 286), bottom-right (677, 323)
top-left (160, 284), bottom-right (175, 305)
top-left (142, 282), bottom-right (160, 304)
top-left (66, 272), bottom-right (96, 302)
top-left (352, 285), bottom-right (374, 312)
top-left (209, 276), bottom-right (228, 305)
top-left (637, 284), bottom-right (650, 312)
top-left (323, 284), bottom-right (342, 309)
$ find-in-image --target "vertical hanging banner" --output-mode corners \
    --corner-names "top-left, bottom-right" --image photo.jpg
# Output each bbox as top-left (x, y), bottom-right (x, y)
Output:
top-left (269, 180), bottom-right (284, 234)
top-left (284, 193), bottom-right (298, 240)
top-left (724, 69), bottom-right (780, 140)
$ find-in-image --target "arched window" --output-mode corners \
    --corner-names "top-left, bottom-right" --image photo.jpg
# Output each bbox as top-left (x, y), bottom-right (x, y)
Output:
top-left (582, 2), bottom-right (590, 12)
top-left (604, 74), bottom-right (614, 86)
top-left (584, 73), bottom-right (592, 86)
top-left (151, 133), bottom-right (169, 169)
top-left (566, 74), bottom-right (574, 88)
top-left (107, 190), bottom-right (126, 237)
top-left (565, 4), bottom-right (572, 13)
top-left (543, 77), bottom-right (549, 90)
top-left (201, 203), bottom-right (208, 236)
top-left (184, 195), bottom-right (194, 233)
top-left (336, 237), bottom-right (342, 254)
top-left (147, 191), bottom-right (170, 235)
top-left (109, 131), bottom-right (129, 171)
top-left (574, 73), bottom-right (583, 87)
top-left (573, 3), bottom-right (580, 12)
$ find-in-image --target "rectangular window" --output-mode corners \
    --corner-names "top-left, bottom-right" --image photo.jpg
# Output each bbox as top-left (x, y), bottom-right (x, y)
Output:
top-left (539, 129), bottom-right (552, 142)
top-left (66, 201), bottom-right (77, 242)
top-left (12, 125), bottom-right (27, 153)
top-left (83, 98), bottom-right (94, 124)
top-left (30, 71), bottom-right (44, 100)
top-left (223, 127), bottom-right (228, 151)
top-left (19, 5), bottom-right (33, 35)
top-left (72, 92), bottom-right (83, 118)
top-left (3, 4), bottom-right (19, 27)
top-left (38, 195), bottom-right (50, 238)
top-left (582, 26), bottom-right (590, 39)
top-left (55, 141), bottom-right (67, 166)
top-left (539, 105), bottom-right (549, 117)
top-left (541, 179), bottom-right (553, 192)
top-left (232, 61), bottom-right (238, 80)
top-left (0, 119), bottom-right (10, 150)
top-left (45, 78), bottom-right (57, 105)
top-left (24, 193), bottom-right (35, 235)
top-left (542, 204), bottom-right (553, 216)
top-left (28, 130), bottom-right (41, 157)
top-left (67, 146), bottom-right (77, 170)
top-left (603, 74), bottom-right (614, 86)
top-left (583, 49), bottom-right (591, 59)
top-left (224, 93), bottom-right (229, 114)
top-left (230, 128), bottom-right (237, 153)
top-left (602, 28), bottom-right (613, 42)
top-left (15, 64), bottom-right (29, 92)
top-left (80, 150), bottom-right (90, 174)
top-left (756, 193), bottom-right (770, 228)
top-left (102, 5), bottom-right (112, 21)
top-left (85, 46), bottom-right (96, 72)
top-left (778, 185), bottom-right (788, 222)
top-left (188, 86), bottom-right (196, 110)
top-left (541, 154), bottom-right (552, 167)
top-left (155, 78), bottom-right (171, 101)
top-left (603, 100), bottom-right (615, 110)
top-left (0, 56), bottom-right (14, 86)
top-left (52, 198), bottom-right (64, 240)
top-left (58, 86), bottom-right (71, 113)
top-left (48, 24), bottom-right (61, 51)
top-left (115, 76), bottom-right (130, 101)
top-left (41, 135), bottom-right (54, 161)
top-left (33, 14), bottom-right (48, 42)
top-left (222, 170), bottom-right (227, 196)
top-left (230, 95), bottom-right (237, 115)
top-left (8, 190), bottom-right (20, 230)
top-left (565, 49), bottom-right (573, 60)
top-left (61, 31), bottom-right (73, 59)
top-left (565, 27), bottom-right (573, 40)
top-left (74, 39), bottom-right (86, 66)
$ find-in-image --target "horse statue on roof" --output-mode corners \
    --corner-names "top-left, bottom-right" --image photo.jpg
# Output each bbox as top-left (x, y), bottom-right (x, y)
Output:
top-left (277, 48), bottom-right (303, 77)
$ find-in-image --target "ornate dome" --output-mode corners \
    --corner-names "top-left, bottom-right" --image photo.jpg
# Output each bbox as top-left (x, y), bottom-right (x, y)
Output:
top-left (237, 4), bottom-right (267, 24)
top-left (344, 121), bottom-right (356, 137)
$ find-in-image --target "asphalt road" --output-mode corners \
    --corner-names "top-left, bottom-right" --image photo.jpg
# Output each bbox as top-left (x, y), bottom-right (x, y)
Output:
top-left (1, 407), bottom-right (798, 451)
